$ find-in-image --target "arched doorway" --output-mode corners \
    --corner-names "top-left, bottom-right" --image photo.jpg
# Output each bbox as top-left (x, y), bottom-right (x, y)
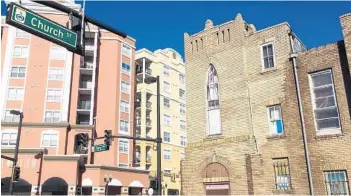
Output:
top-left (41, 177), bottom-right (68, 195)
top-left (1, 177), bottom-right (31, 195)
top-left (203, 162), bottom-right (230, 195)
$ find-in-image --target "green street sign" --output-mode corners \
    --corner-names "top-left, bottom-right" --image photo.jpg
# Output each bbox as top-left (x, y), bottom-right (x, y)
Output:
top-left (6, 2), bottom-right (78, 52)
top-left (93, 144), bottom-right (109, 152)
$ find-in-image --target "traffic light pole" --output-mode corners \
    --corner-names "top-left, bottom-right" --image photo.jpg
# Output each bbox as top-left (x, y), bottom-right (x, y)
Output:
top-left (9, 112), bottom-right (23, 195)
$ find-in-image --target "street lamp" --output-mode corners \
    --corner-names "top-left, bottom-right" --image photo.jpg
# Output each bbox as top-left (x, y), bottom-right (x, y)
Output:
top-left (104, 174), bottom-right (112, 195)
top-left (144, 76), bottom-right (162, 195)
top-left (8, 110), bottom-right (24, 195)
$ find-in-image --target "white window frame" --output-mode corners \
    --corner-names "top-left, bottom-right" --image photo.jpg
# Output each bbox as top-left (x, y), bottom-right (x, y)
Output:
top-left (163, 81), bottom-right (171, 94)
top-left (163, 65), bottom-right (170, 76)
top-left (119, 120), bottom-right (129, 134)
top-left (179, 89), bottom-right (186, 100)
top-left (48, 67), bottom-right (64, 81)
top-left (50, 47), bottom-right (66, 60)
top-left (44, 110), bottom-right (61, 123)
top-left (41, 130), bottom-right (59, 147)
top-left (1, 130), bottom-right (18, 147)
top-left (180, 104), bottom-right (186, 115)
top-left (46, 88), bottom-right (63, 102)
top-left (13, 45), bottom-right (29, 58)
top-left (118, 139), bottom-right (129, 154)
top-left (180, 120), bottom-right (186, 130)
top-left (163, 114), bottom-right (171, 126)
top-left (180, 136), bottom-right (187, 146)
top-left (121, 62), bottom-right (131, 75)
top-left (121, 81), bottom-right (130, 94)
top-left (266, 104), bottom-right (284, 136)
top-left (163, 132), bottom-right (171, 143)
top-left (324, 170), bottom-right (349, 195)
top-left (164, 97), bottom-right (171, 108)
top-left (120, 100), bottom-right (130, 114)
top-left (260, 42), bottom-right (276, 71)
top-left (163, 148), bottom-right (171, 160)
top-left (122, 43), bottom-right (132, 58)
top-left (180, 152), bottom-right (185, 161)
top-left (10, 66), bottom-right (26, 79)
top-left (179, 73), bottom-right (185, 84)
top-left (7, 87), bottom-right (24, 101)
top-left (309, 69), bottom-right (341, 135)
top-left (3, 109), bottom-right (21, 122)
top-left (15, 29), bottom-right (30, 38)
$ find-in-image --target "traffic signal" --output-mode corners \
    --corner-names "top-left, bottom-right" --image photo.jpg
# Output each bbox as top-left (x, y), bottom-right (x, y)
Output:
top-left (150, 179), bottom-right (158, 189)
top-left (104, 130), bottom-right (112, 149)
top-left (75, 133), bottom-right (89, 154)
top-left (13, 167), bottom-right (20, 182)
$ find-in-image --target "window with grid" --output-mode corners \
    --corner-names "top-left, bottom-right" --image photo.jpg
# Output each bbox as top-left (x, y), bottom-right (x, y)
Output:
top-left (46, 89), bottom-right (62, 102)
top-left (163, 114), bottom-right (171, 126)
top-left (179, 89), bottom-right (185, 100)
top-left (120, 100), bottom-right (129, 113)
top-left (164, 81), bottom-right (171, 93)
top-left (180, 136), bottom-right (187, 146)
top-left (120, 120), bottom-right (129, 133)
top-left (164, 132), bottom-right (171, 142)
top-left (119, 140), bottom-right (129, 153)
top-left (48, 67), bottom-right (64, 81)
top-left (309, 70), bottom-right (340, 132)
top-left (180, 152), bottom-right (185, 161)
top-left (16, 29), bottom-right (30, 38)
top-left (261, 43), bottom-right (275, 70)
top-left (10, 67), bottom-right (26, 78)
top-left (50, 47), bottom-right (66, 60)
top-left (179, 73), bottom-right (185, 84)
top-left (44, 111), bottom-right (61, 123)
top-left (273, 158), bottom-right (291, 190)
top-left (164, 65), bottom-right (170, 76)
top-left (122, 62), bottom-right (131, 74)
top-left (122, 44), bottom-right (131, 57)
top-left (41, 131), bottom-right (59, 147)
top-left (7, 87), bottom-right (24, 100)
top-left (180, 120), bottom-right (186, 130)
top-left (3, 110), bottom-right (20, 122)
top-left (1, 131), bottom-right (17, 147)
top-left (164, 98), bottom-right (171, 108)
top-left (164, 149), bottom-right (171, 160)
top-left (324, 171), bottom-right (349, 195)
top-left (13, 46), bottom-right (29, 58)
top-left (121, 81), bottom-right (130, 94)
top-left (180, 104), bottom-right (186, 115)
top-left (267, 105), bottom-right (284, 136)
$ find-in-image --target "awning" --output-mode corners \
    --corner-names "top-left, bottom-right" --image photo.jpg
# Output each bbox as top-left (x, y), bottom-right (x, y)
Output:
top-left (129, 180), bottom-right (144, 188)
top-left (108, 179), bottom-right (122, 186)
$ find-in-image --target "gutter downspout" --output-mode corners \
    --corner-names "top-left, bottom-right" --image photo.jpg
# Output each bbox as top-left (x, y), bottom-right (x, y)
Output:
top-left (288, 32), bottom-right (314, 195)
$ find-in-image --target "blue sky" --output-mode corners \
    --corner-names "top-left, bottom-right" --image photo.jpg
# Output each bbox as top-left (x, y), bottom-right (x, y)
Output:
top-left (2, 1), bottom-right (351, 58)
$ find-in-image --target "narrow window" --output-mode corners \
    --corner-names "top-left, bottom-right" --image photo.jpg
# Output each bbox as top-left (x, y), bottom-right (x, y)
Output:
top-left (206, 64), bottom-right (221, 135)
top-left (118, 140), bottom-right (129, 154)
top-left (216, 33), bottom-right (219, 45)
top-left (261, 43), bottom-right (275, 70)
top-left (119, 120), bottom-right (129, 133)
top-left (267, 104), bottom-right (284, 136)
top-left (222, 30), bottom-right (225, 43)
top-left (324, 170), bottom-right (349, 195)
top-left (228, 29), bottom-right (230, 41)
top-left (180, 136), bottom-right (187, 146)
top-left (164, 132), bottom-right (171, 143)
top-left (273, 158), bottom-right (291, 190)
top-left (180, 120), bottom-right (186, 130)
top-left (196, 40), bottom-right (198, 52)
top-left (201, 38), bottom-right (204, 49)
top-left (163, 97), bottom-right (170, 108)
top-left (191, 42), bottom-right (193, 53)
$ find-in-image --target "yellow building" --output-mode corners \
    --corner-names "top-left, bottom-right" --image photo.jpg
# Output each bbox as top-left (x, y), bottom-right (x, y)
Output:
top-left (134, 48), bottom-right (186, 195)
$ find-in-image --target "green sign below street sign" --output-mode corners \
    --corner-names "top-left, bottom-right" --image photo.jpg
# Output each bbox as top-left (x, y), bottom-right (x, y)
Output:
top-left (93, 144), bottom-right (109, 152)
top-left (6, 2), bottom-right (78, 52)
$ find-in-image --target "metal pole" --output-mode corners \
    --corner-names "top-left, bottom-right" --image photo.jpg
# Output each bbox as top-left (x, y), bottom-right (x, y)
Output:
top-left (156, 76), bottom-right (162, 196)
top-left (9, 112), bottom-right (23, 195)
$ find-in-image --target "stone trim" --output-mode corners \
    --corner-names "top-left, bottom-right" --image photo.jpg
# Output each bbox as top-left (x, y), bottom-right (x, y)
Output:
top-left (188, 135), bottom-right (252, 148)
top-left (70, 124), bottom-right (94, 129)
top-left (85, 164), bottom-right (150, 174)
top-left (266, 134), bottom-right (287, 140)
top-left (203, 177), bottom-right (229, 183)
top-left (1, 122), bottom-right (69, 128)
top-left (2, 148), bottom-right (47, 154)
top-left (44, 154), bottom-right (85, 161)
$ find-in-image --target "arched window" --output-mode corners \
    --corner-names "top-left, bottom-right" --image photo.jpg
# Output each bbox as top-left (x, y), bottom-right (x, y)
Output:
top-left (206, 64), bottom-right (222, 135)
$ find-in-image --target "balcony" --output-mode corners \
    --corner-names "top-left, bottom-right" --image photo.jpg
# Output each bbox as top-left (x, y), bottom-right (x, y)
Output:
top-left (146, 119), bottom-right (152, 129)
top-left (77, 101), bottom-right (91, 115)
top-left (80, 62), bottom-right (93, 75)
top-left (135, 101), bottom-right (141, 110)
top-left (79, 81), bottom-right (93, 95)
top-left (77, 114), bottom-right (90, 125)
top-left (136, 119), bottom-right (142, 127)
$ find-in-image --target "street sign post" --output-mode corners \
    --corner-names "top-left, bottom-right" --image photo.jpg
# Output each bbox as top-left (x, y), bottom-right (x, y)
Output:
top-left (6, 2), bottom-right (79, 53)
top-left (92, 144), bottom-right (109, 152)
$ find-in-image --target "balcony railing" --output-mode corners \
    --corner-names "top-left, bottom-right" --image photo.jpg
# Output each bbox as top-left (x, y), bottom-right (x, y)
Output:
top-left (80, 81), bottom-right (93, 89)
top-left (77, 120), bottom-right (90, 125)
top-left (78, 101), bottom-right (91, 110)
top-left (136, 120), bottom-right (142, 126)
top-left (82, 63), bottom-right (93, 69)
top-left (135, 102), bottom-right (141, 108)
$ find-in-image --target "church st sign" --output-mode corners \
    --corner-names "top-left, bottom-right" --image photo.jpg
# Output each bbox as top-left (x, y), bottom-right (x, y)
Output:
top-left (6, 2), bottom-right (78, 52)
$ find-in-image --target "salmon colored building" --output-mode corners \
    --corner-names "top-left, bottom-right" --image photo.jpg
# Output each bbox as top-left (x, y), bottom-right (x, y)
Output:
top-left (1, 0), bottom-right (149, 195)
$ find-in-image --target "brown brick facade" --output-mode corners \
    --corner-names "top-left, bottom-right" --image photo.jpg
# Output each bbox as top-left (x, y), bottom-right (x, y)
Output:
top-left (182, 13), bottom-right (351, 195)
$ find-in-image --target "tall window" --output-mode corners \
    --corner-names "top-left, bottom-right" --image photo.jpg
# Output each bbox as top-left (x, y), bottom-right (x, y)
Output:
top-left (163, 81), bottom-right (171, 93)
top-left (16, 29), bottom-right (30, 38)
top-left (44, 111), bottom-right (61, 123)
top-left (164, 98), bottom-right (170, 108)
top-left (179, 73), bottom-right (185, 84)
top-left (41, 130), bottom-right (59, 147)
top-left (120, 120), bottom-right (129, 133)
top-left (48, 67), bottom-right (64, 81)
top-left (309, 70), bottom-right (340, 132)
top-left (267, 105), bottom-right (284, 136)
top-left (120, 100), bottom-right (129, 113)
top-left (163, 114), bottom-right (171, 126)
top-left (10, 66), bottom-right (26, 78)
top-left (50, 47), bottom-right (66, 60)
top-left (122, 62), bottom-right (131, 75)
top-left (180, 152), bottom-right (185, 161)
top-left (180, 104), bottom-right (186, 115)
top-left (180, 120), bottom-right (186, 130)
top-left (1, 130), bottom-right (17, 147)
top-left (121, 81), bottom-right (130, 94)
top-left (4, 110), bottom-right (20, 122)
top-left (13, 46), bottom-right (29, 58)
top-left (122, 43), bottom-right (132, 57)
top-left (164, 65), bottom-right (170, 76)
top-left (206, 64), bottom-right (221, 135)
top-left (164, 132), bottom-right (171, 143)
top-left (273, 158), bottom-right (291, 190)
top-left (163, 149), bottom-right (171, 160)
top-left (324, 171), bottom-right (349, 195)
top-left (180, 136), bottom-right (187, 146)
top-left (7, 87), bottom-right (24, 100)
top-left (46, 89), bottom-right (62, 102)
top-left (261, 43), bottom-right (275, 70)
top-left (179, 89), bottom-right (185, 100)
top-left (119, 140), bottom-right (129, 154)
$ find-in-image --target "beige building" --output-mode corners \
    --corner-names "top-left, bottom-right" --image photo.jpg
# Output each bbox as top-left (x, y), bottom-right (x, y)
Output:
top-left (182, 12), bottom-right (351, 195)
top-left (134, 48), bottom-right (186, 195)
top-left (1, 0), bottom-right (149, 195)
